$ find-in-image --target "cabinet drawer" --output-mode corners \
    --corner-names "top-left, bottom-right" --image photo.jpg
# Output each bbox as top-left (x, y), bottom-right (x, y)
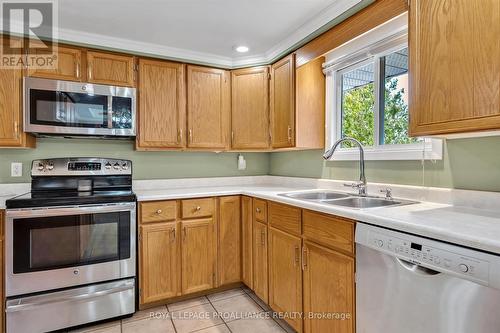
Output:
top-left (302, 210), bottom-right (355, 255)
top-left (181, 198), bottom-right (214, 219)
top-left (140, 201), bottom-right (177, 223)
top-left (253, 198), bottom-right (267, 223)
top-left (268, 202), bottom-right (301, 236)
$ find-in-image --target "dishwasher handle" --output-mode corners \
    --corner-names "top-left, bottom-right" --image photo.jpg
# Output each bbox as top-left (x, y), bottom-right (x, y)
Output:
top-left (396, 257), bottom-right (441, 276)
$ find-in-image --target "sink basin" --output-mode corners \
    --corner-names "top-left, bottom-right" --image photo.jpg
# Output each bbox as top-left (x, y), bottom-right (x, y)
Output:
top-left (321, 197), bottom-right (414, 209)
top-left (279, 191), bottom-right (350, 201)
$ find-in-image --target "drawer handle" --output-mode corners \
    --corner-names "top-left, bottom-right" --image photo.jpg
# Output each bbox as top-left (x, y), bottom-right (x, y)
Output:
top-left (256, 208), bottom-right (261, 213)
top-left (195, 206), bottom-right (201, 211)
top-left (156, 209), bottom-right (162, 214)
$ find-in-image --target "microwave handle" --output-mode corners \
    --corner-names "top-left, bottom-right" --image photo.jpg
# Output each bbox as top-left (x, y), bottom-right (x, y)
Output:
top-left (107, 95), bottom-right (113, 129)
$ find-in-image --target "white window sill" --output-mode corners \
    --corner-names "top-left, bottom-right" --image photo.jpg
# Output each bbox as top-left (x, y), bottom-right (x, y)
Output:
top-left (325, 140), bottom-right (443, 161)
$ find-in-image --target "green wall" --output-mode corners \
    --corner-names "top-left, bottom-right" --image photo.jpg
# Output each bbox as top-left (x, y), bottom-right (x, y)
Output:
top-left (269, 137), bottom-right (500, 192)
top-left (0, 138), bottom-right (269, 183)
top-left (2, 136), bottom-right (500, 192)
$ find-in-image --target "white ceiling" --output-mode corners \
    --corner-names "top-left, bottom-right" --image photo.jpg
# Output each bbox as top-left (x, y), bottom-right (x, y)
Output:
top-left (10, 0), bottom-right (363, 68)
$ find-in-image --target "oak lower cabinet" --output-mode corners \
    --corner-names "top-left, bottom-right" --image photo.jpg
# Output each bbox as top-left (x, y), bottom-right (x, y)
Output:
top-left (241, 196), bottom-right (253, 288)
top-left (139, 222), bottom-right (180, 303)
top-left (302, 241), bottom-right (355, 333)
top-left (181, 218), bottom-right (216, 294)
top-left (136, 59), bottom-right (186, 150)
top-left (409, 0), bottom-right (500, 136)
top-left (268, 227), bottom-right (303, 332)
top-left (253, 220), bottom-right (268, 303)
top-left (186, 65), bottom-right (230, 149)
top-left (218, 196), bottom-right (241, 285)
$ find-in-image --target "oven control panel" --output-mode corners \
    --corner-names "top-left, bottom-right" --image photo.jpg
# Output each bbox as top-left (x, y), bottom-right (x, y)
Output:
top-left (32, 158), bottom-right (132, 176)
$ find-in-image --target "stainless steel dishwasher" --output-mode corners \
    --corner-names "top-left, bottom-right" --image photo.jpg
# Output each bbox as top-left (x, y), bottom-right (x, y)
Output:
top-left (355, 223), bottom-right (500, 333)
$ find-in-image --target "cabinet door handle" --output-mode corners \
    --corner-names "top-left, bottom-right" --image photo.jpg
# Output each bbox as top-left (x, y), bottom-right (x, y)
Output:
top-left (287, 125), bottom-right (292, 143)
top-left (13, 121), bottom-right (19, 138)
top-left (189, 129), bottom-right (193, 143)
top-left (301, 247), bottom-right (308, 271)
top-left (183, 226), bottom-right (187, 241)
top-left (231, 131), bottom-right (234, 143)
top-left (294, 246), bottom-right (300, 267)
top-left (261, 230), bottom-right (266, 246)
top-left (75, 61), bottom-right (81, 79)
top-left (171, 228), bottom-right (176, 242)
top-left (177, 129), bottom-right (182, 144)
top-left (256, 208), bottom-right (261, 213)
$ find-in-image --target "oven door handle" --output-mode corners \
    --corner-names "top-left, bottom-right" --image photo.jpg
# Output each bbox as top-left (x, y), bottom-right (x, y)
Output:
top-left (7, 202), bottom-right (136, 218)
top-left (5, 280), bottom-right (134, 313)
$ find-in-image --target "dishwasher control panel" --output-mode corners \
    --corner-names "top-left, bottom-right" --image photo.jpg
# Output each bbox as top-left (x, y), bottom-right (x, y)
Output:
top-left (357, 224), bottom-right (493, 286)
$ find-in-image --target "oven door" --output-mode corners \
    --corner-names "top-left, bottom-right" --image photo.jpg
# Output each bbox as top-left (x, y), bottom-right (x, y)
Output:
top-left (5, 202), bottom-right (136, 297)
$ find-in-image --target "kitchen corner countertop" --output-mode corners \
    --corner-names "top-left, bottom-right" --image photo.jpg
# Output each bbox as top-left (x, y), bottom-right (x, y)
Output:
top-left (135, 185), bottom-right (500, 255)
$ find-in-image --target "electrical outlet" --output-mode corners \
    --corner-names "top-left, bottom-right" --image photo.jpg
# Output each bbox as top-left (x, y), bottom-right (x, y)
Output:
top-left (11, 162), bottom-right (22, 177)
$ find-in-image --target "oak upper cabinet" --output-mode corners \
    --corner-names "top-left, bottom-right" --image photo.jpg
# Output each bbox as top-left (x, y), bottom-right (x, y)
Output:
top-left (139, 222), bottom-right (180, 304)
top-left (409, 0), bottom-right (500, 136)
top-left (187, 65), bottom-right (230, 149)
top-left (270, 54), bottom-right (295, 148)
top-left (302, 241), bottom-right (355, 333)
top-left (0, 37), bottom-right (35, 147)
top-left (87, 51), bottom-right (135, 87)
top-left (218, 196), bottom-right (241, 285)
top-left (268, 227), bottom-right (303, 332)
top-left (27, 45), bottom-right (83, 81)
top-left (253, 221), bottom-right (268, 303)
top-left (241, 196), bottom-right (253, 288)
top-left (295, 57), bottom-right (325, 149)
top-left (136, 59), bottom-right (186, 150)
top-left (231, 66), bottom-right (270, 149)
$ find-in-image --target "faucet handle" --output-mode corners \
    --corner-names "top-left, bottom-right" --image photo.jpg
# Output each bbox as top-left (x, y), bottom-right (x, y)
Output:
top-left (343, 182), bottom-right (357, 188)
top-left (379, 188), bottom-right (393, 199)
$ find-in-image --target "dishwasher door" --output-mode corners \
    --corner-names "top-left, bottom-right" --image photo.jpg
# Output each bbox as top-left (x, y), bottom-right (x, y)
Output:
top-left (356, 244), bottom-right (500, 333)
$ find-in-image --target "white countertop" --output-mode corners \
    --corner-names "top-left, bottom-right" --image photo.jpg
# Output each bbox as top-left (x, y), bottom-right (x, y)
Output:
top-left (2, 176), bottom-right (500, 255)
top-left (135, 184), bottom-right (500, 255)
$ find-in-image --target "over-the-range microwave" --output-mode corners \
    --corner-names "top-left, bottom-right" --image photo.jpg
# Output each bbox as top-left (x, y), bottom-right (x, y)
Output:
top-left (24, 77), bottom-right (136, 137)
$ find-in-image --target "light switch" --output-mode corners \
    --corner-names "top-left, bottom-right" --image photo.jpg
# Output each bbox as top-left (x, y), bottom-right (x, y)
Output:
top-left (11, 162), bottom-right (22, 177)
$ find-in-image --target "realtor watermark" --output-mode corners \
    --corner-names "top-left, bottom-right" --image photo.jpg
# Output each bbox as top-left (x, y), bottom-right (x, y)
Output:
top-left (0, 0), bottom-right (58, 69)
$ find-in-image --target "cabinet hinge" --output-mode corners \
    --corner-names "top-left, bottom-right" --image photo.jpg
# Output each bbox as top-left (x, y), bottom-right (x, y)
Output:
top-left (138, 232), bottom-right (142, 242)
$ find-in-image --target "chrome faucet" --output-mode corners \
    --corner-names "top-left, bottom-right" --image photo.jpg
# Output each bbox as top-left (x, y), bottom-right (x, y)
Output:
top-left (323, 137), bottom-right (367, 196)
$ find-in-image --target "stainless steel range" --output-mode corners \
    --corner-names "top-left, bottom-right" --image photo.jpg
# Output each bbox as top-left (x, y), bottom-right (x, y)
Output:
top-left (5, 157), bottom-right (136, 333)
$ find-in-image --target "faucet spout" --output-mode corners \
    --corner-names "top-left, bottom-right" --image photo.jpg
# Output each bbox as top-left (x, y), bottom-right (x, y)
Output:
top-left (323, 137), bottom-right (367, 196)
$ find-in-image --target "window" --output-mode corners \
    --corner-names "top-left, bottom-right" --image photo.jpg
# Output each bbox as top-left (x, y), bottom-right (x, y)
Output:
top-left (324, 13), bottom-right (442, 160)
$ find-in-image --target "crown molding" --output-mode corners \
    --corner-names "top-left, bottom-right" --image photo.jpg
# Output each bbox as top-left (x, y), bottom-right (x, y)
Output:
top-left (3, 0), bottom-right (364, 69)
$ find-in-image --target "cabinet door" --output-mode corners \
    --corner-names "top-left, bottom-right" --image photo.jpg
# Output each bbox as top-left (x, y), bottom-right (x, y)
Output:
top-left (181, 218), bottom-right (216, 294)
top-left (27, 45), bottom-right (83, 81)
top-left (241, 196), bottom-right (253, 288)
top-left (409, 0), bottom-right (500, 135)
top-left (139, 222), bottom-right (180, 304)
top-left (137, 59), bottom-right (186, 149)
top-left (0, 40), bottom-right (35, 148)
top-left (187, 65), bottom-right (230, 149)
top-left (218, 196), bottom-right (241, 285)
top-left (231, 66), bottom-right (269, 149)
top-left (303, 241), bottom-right (355, 333)
top-left (268, 227), bottom-right (303, 332)
top-left (87, 51), bottom-right (135, 87)
top-left (270, 54), bottom-right (295, 148)
top-left (252, 221), bottom-right (268, 303)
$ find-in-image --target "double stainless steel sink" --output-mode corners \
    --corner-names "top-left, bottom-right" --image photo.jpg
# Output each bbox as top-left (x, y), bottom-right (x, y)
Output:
top-left (279, 190), bottom-right (417, 209)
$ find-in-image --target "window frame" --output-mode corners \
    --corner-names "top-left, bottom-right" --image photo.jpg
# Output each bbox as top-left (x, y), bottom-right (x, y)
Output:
top-left (324, 13), bottom-right (442, 161)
